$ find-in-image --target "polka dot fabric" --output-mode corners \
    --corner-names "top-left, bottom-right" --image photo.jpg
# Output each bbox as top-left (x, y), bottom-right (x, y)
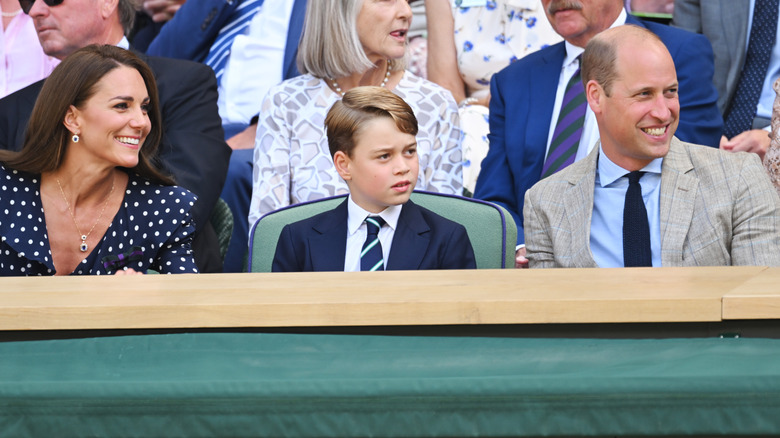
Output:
top-left (0, 164), bottom-right (199, 276)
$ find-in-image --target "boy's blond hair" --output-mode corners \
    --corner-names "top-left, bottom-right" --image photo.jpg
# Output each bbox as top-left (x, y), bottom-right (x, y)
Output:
top-left (325, 86), bottom-right (418, 158)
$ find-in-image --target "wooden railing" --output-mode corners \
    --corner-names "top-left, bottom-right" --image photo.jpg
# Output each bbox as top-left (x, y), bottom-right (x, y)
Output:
top-left (1, 266), bottom-right (777, 331)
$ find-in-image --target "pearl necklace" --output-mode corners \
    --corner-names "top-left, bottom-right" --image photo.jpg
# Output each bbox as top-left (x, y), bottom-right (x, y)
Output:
top-left (330, 61), bottom-right (391, 97)
top-left (57, 176), bottom-right (116, 253)
top-left (2, 9), bottom-right (21, 17)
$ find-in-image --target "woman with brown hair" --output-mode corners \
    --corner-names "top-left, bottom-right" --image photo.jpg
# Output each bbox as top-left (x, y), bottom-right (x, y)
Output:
top-left (0, 45), bottom-right (198, 275)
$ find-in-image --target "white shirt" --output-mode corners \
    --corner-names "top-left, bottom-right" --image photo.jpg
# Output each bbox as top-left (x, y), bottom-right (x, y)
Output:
top-left (545, 9), bottom-right (628, 161)
top-left (344, 197), bottom-right (402, 272)
top-left (217, 0), bottom-right (295, 126)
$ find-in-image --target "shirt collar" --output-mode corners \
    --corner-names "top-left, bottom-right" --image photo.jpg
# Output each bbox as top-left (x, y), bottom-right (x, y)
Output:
top-left (347, 196), bottom-right (403, 235)
top-left (597, 143), bottom-right (663, 187)
top-left (117, 36), bottom-right (130, 50)
top-left (563, 8), bottom-right (628, 65)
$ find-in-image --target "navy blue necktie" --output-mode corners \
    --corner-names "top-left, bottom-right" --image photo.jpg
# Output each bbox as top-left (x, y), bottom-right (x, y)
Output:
top-left (623, 171), bottom-right (652, 267)
top-left (723, 0), bottom-right (779, 137)
top-left (361, 217), bottom-right (386, 271)
top-left (204, 0), bottom-right (265, 85)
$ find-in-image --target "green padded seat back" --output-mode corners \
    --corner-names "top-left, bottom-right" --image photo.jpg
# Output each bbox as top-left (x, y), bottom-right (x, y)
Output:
top-left (248, 191), bottom-right (516, 272)
top-left (209, 198), bottom-right (234, 262)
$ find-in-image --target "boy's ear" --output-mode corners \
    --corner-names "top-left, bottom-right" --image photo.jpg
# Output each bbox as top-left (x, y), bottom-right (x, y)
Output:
top-left (333, 151), bottom-right (352, 181)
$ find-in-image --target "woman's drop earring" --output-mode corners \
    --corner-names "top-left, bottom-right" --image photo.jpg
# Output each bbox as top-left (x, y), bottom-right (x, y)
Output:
top-left (72, 134), bottom-right (79, 143)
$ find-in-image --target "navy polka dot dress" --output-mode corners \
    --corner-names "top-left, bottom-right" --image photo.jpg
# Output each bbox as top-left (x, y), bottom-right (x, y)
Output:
top-left (0, 164), bottom-right (199, 276)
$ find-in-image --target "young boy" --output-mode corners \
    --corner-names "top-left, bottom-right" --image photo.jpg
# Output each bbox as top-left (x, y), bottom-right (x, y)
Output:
top-left (272, 86), bottom-right (476, 272)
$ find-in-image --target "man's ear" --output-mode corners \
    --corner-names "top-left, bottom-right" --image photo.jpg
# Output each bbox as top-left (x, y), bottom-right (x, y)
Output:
top-left (101, 0), bottom-right (119, 19)
top-left (333, 151), bottom-right (352, 181)
top-left (63, 105), bottom-right (81, 136)
top-left (586, 80), bottom-right (604, 115)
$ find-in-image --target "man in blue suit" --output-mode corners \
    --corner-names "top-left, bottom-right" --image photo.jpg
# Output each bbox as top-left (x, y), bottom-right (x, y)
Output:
top-left (473, 0), bottom-right (722, 268)
top-left (146, 0), bottom-right (308, 271)
top-left (273, 87), bottom-right (476, 272)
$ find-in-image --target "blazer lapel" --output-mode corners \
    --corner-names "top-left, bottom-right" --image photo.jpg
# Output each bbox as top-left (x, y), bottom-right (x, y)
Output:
top-left (658, 138), bottom-right (698, 266)
top-left (309, 200), bottom-right (349, 271)
top-left (561, 147), bottom-right (599, 268)
top-left (386, 201), bottom-right (431, 270)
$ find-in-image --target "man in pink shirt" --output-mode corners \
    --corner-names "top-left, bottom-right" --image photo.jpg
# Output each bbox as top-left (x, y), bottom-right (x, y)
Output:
top-left (0, 1), bottom-right (58, 97)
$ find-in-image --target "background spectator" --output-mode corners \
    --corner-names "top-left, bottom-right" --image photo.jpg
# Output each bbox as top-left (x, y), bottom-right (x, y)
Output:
top-left (426, 0), bottom-right (561, 195)
top-left (765, 78), bottom-right (780, 196)
top-left (0, 0), bottom-right (58, 97)
top-left (673, 0), bottom-right (779, 159)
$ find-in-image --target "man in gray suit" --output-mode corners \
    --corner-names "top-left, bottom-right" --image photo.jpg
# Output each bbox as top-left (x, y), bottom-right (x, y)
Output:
top-left (673, 0), bottom-right (779, 159)
top-left (524, 25), bottom-right (780, 268)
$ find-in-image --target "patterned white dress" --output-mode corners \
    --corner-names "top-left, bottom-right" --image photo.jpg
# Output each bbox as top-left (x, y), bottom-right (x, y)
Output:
top-left (765, 78), bottom-right (780, 198)
top-left (249, 72), bottom-right (462, 226)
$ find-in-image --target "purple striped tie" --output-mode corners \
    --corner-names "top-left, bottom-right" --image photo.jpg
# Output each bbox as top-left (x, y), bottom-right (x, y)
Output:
top-left (541, 57), bottom-right (587, 179)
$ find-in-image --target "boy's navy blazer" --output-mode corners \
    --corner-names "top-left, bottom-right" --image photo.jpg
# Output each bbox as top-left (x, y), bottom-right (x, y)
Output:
top-left (272, 199), bottom-right (477, 272)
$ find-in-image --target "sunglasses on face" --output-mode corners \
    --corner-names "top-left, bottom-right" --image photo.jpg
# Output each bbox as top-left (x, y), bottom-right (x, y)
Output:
top-left (19, 0), bottom-right (65, 15)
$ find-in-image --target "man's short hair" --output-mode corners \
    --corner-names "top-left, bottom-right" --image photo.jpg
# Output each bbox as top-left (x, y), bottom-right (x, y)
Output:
top-left (581, 24), bottom-right (664, 96)
top-left (118, 0), bottom-right (138, 36)
top-left (296, 0), bottom-right (405, 79)
top-left (324, 86), bottom-right (418, 158)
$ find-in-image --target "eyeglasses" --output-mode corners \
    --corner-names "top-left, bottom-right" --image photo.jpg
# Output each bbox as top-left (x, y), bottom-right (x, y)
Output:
top-left (19, 0), bottom-right (65, 15)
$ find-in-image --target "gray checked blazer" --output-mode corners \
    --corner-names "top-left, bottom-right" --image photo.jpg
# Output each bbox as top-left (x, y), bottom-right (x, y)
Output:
top-left (523, 137), bottom-right (780, 268)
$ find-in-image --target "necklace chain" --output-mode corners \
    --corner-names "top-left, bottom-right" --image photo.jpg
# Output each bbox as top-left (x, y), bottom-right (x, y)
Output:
top-left (2, 9), bottom-right (21, 17)
top-left (330, 60), bottom-right (392, 97)
top-left (56, 176), bottom-right (116, 253)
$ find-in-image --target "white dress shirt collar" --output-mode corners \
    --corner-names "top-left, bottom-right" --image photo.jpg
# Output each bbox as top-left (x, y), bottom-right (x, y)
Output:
top-left (347, 196), bottom-right (402, 236)
top-left (117, 36), bottom-right (130, 50)
top-left (597, 144), bottom-right (663, 187)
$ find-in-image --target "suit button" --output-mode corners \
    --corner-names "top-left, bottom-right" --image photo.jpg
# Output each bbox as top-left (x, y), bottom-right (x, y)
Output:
top-left (201, 7), bottom-right (218, 30)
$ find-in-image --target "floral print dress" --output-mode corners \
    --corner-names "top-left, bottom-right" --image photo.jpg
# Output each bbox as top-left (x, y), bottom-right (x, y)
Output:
top-left (452, 0), bottom-right (561, 194)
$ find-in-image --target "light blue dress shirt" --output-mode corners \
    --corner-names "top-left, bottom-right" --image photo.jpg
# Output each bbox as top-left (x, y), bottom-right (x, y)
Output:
top-left (590, 147), bottom-right (663, 268)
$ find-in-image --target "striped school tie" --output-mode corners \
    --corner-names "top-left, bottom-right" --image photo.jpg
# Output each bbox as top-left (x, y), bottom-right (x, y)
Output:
top-left (360, 217), bottom-right (386, 271)
top-left (541, 56), bottom-right (586, 179)
top-left (204, 0), bottom-right (265, 85)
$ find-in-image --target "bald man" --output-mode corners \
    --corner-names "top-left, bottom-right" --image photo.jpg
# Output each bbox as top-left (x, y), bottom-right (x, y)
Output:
top-left (523, 25), bottom-right (780, 268)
